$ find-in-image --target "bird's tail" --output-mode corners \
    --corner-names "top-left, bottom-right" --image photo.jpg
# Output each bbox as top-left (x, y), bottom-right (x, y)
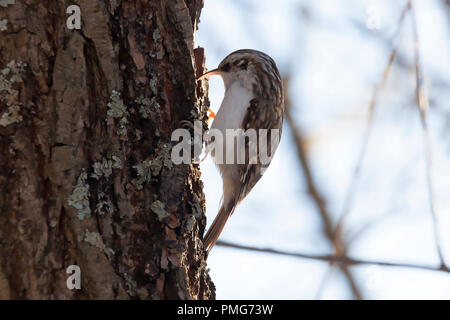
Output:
top-left (203, 204), bottom-right (233, 252)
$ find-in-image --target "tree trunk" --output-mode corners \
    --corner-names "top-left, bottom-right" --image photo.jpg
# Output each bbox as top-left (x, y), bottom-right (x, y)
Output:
top-left (0, 0), bottom-right (214, 299)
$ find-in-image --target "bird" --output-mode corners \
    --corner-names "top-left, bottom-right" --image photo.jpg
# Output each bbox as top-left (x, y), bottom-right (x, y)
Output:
top-left (198, 49), bottom-right (284, 252)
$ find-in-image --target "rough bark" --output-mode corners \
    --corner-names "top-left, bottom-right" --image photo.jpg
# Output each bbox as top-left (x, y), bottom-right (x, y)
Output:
top-left (0, 0), bottom-right (214, 299)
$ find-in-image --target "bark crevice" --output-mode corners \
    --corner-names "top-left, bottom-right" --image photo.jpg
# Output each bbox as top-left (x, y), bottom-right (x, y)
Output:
top-left (0, 0), bottom-right (214, 300)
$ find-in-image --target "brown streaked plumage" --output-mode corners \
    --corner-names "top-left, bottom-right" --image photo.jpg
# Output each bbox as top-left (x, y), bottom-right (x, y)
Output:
top-left (200, 49), bottom-right (284, 252)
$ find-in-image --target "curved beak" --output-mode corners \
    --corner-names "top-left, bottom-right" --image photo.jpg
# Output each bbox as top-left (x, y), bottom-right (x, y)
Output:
top-left (197, 68), bottom-right (221, 80)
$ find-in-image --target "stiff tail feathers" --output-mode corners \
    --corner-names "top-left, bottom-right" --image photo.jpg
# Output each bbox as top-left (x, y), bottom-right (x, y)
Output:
top-left (203, 204), bottom-right (235, 252)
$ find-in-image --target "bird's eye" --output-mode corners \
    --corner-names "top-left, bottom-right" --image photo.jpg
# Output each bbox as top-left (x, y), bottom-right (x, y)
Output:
top-left (221, 62), bottom-right (231, 72)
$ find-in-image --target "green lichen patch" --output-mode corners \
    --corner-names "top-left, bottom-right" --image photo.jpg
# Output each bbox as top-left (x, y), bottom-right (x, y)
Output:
top-left (84, 229), bottom-right (115, 259)
top-left (95, 191), bottom-right (114, 215)
top-left (132, 159), bottom-right (152, 190)
top-left (116, 116), bottom-right (128, 137)
top-left (84, 229), bottom-right (105, 250)
top-left (124, 273), bottom-right (137, 295)
top-left (0, 61), bottom-right (26, 127)
top-left (92, 159), bottom-right (112, 179)
top-left (0, 19), bottom-right (7, 31)
top-left (150, 142), bottom-right (174, 175)
top-left (107, 90), bottom-right (129, 137)
top-left (112, 155), bottom-right (122, 169)
top-left (149, 77), bottom-right (158, 95)
top-left (152, 28), bottom-right (161, 42)
top-left (104, 247), bottom-right (115, 259)
top-left (150, 200), bottom-right (169, 221)
top-left (91, 156), bottom-right (122, 180)
top-left (135, 95), bottom-right (151, 107)
top-left (135, 95), bottom-right (160, 119)
top-left (68, 169), bottom-right (91, 220)
top-left (135, 129), bottom-right (143, 141)
top-left (0, 105), bottom-right (22, 127)
top-left (107, 90), bottom-right (127, 118)
top-left (132, 143), bottom-right (173, 189)
top-left (159, 142), bottom-right (173, 170)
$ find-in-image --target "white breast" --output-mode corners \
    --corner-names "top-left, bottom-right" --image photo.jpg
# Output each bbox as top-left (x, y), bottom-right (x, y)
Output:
top-left (211, 81), bottom-right (252, 133)
top-left (209, 81), bottom-right (252, 166)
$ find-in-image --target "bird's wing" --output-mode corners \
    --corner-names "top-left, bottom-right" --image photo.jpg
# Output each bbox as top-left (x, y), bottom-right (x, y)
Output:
top-left (235, 97), bottom-right (284, 204)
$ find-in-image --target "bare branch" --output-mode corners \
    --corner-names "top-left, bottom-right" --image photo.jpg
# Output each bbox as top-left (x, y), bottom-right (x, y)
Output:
top-left (216, 240), bottom-right (450, 274)
top-left (409, 0), bottom-right (447, 269)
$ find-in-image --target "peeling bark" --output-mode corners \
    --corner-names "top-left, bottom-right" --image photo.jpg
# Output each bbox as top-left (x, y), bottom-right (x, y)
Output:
top-left (0, 0), bottom-right (214, 299)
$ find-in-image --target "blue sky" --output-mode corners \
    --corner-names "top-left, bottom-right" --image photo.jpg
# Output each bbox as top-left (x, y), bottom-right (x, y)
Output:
top-left (196, 0), bottom-right (450, 299)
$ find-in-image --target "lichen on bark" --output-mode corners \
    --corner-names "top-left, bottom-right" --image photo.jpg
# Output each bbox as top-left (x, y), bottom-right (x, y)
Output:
top-left (0, 0), bottom-right (214, 299)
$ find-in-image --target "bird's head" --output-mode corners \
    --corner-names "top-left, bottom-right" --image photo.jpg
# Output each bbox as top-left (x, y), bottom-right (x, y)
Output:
top-left (198, 49), bottom-right (281, 94)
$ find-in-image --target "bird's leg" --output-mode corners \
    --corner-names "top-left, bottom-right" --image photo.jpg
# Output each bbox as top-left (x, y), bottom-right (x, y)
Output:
top-left (207, 108), bottom-right (215, 126)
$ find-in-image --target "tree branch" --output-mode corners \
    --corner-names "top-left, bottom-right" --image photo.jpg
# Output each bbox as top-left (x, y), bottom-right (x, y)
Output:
top-left (216, 240), bottom-right (450, 274)
top-left (409, 0), bottom-right (448, 269)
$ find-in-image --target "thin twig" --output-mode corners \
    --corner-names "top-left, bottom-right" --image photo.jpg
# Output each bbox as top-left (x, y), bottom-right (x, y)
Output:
top-left (409, 0), bottom-right (447, 269)
top-left (216, 240), bottom-right (450, 274)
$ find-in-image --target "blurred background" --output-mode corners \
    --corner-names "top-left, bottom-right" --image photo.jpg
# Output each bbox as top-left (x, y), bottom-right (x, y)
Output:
top-left (196, 0), bottom-right (450, 299)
